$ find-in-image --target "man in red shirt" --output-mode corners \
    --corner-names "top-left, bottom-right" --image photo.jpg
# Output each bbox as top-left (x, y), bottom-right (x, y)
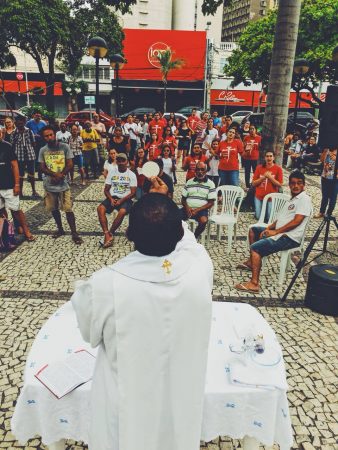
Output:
top-left (182, 143), bottom-right (208, 180)
top-left (242, 125), bottom-right (262, 188)
top-left (187, 109), bottom-right (201, 148)
top-left (149, 112), bottom-right (165, 139)
top-left (219, 115), bottom-right (233, 139)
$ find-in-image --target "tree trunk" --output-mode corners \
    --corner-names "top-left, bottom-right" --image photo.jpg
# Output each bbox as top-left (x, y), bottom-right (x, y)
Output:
top-left (45, 74), bottom-right (55, 112)
top-left (261, 0), bottom-right (302, 165)
top-left (163, 80), bottom-right (167, 112)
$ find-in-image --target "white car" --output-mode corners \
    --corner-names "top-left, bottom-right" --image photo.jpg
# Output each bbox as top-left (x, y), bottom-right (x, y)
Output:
top-left (163, 113), bottom-right (188, 122)
top-left (231, 110), bottom-right (253, 124)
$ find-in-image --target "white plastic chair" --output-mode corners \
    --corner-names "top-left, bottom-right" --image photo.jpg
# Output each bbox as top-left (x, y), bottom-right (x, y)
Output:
top-left (263, 211), bottom-right (313, 285)
top-left (247, 193), bottom-right (289, 248)
top-left (206, 185), bottom-right (245, 253)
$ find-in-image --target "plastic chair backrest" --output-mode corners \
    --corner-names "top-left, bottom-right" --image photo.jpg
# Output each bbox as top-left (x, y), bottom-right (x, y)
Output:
top-left (259, 193), bottom-right (289, 224)
top-left (298, 210), bottom-right (313, 250)
top-left (213, 185), bottom-right (245, 219)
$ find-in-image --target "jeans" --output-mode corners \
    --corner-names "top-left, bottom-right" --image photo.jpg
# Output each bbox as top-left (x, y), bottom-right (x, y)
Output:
top-left (320, 177), bottom-right (338, 216)
top-left (218, 170), bottom-right (239, 186)
top-left (251, 226), bottom-right (299, 257)
top-left (129, 139), bottom-right (138, 161)
top-left (83, 149), bottom-right (98, 178)
top-left (254, 197), bottom-right (272, 221)
top-left (242, 159), bottom-right (258, 188)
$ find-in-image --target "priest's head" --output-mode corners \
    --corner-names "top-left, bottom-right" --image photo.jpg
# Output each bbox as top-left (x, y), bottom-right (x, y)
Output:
top-left (127, 194), bottom-right (184, 257)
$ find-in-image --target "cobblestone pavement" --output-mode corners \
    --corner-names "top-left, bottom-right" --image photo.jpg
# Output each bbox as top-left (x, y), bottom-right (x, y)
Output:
top-left (0, 166), bottom-right (337, 449)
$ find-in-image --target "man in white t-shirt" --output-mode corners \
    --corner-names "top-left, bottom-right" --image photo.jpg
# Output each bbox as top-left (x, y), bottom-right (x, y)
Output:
top-left (97, 152), bottom-right (137, 248)
top-left (123, 115), bottom-right (139, 161)
top-left (236, 170), bottom-right (313, 293)
top-left (56, 122), bottom-right (71, 143)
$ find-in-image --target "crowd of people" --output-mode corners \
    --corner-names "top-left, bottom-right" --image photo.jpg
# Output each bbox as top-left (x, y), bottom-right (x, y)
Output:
top-left (0, 107), bottom-right (336, 290)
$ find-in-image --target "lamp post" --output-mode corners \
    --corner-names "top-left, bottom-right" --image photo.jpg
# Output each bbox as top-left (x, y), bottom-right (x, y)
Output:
top-left (87, 37), bottom-right (108, 114)
top-left (293, 58), bottom-right (310, 128)
top-left (110, 54), bottom-right (125, 117)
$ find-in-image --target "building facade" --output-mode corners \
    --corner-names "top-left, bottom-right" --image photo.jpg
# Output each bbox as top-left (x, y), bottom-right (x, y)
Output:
top-left (117, 0), bottom-right (173, 30)
top-left (222, 0), bottom-right (278, 42)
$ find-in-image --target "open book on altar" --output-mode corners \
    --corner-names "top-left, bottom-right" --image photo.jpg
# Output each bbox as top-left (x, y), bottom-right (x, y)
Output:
top-left (35, 349), bottom-right (96, 399)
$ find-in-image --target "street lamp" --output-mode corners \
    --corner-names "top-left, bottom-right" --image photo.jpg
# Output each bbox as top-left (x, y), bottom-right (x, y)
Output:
top-left (293, 58), bottom-right (310, 128)
top-left (87, 36), bottom-right (108, 114)
top-left (110, 54), bottom-right (125, 117)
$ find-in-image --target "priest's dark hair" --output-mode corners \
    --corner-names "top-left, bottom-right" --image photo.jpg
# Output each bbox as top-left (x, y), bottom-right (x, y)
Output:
top-left (127, 193), bottom-right (184, 257)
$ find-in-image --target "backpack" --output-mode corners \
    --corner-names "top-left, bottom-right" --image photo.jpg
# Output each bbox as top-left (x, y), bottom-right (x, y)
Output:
top-left (0, 217), bottom-right (17, 251)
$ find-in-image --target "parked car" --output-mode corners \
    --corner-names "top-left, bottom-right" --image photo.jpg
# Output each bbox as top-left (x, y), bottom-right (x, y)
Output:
top-left (241, 113), bottom-right (265, 133)
top-left (231, 110), bottom-right (252, 124)
top-left (121, 107), bottom-right (156, 120)
top-left (0, 109), bottom-right (27, 126)
top-left (64, 110), bottom-right (115, 128)
top-left (287, 111), bottom-right (314, 128)
top-left (176, 106), bottom-right (202, 117)
top-left (163, 112), bottom-right (187, 122)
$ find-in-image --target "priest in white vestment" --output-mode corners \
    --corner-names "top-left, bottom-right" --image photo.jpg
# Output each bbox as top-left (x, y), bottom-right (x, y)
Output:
top-left (72, 193), bottom-right (213, 450)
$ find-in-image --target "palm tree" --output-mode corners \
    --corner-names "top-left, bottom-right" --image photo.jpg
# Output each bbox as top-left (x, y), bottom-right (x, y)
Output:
top-left (156, 49), bottom-right (184, 112)
top-left (261, 0), bottom-right (302, 165)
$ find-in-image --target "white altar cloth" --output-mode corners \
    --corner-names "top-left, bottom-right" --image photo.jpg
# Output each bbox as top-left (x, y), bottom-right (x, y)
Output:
top-left (11, 302), bottom-right (293, 449)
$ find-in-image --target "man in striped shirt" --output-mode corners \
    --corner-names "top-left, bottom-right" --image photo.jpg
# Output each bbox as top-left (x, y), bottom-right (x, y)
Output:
top-left (180, 161), bottom-right (216, 238)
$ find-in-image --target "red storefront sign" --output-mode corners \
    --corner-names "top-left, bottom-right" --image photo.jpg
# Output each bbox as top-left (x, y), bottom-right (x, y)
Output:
top-left (121, 29), bottom-right (206, 81)
top-left (0, 80), bottom-right (63, 96)
top-left (211, 89), bottom-right (325, 108)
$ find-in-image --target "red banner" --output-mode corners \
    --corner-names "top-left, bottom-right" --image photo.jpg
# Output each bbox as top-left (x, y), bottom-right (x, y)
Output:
top-left (121, 29), bottom-right (206, 81)
top-left (211, 89), bottom-right (325, 108)
top-left (0, 80), bottom-right (63, 96)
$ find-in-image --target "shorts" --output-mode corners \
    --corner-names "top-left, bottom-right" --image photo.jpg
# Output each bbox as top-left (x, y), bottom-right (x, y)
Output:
top-left (73, 155), bottom-right (83, 169)
top-left (100, 197), bottom-right (133, 214)
top-left (44, 190), bottom-right (73, 213)
top-left (0, 189), bottom-right (20, 211)
top-left (250, 226), bottom-right (299, 257)
top-left (180, 207), bottom-right (208, 222)
top-left (18, 160), bottom-right (35, 177)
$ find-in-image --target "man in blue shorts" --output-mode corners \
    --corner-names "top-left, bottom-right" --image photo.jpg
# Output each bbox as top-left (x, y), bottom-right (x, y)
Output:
top-left (97, 153), bottom-right (137, 248)
top-left (236, 170), bottom-right (312, 293)
top-left (180, 161), bottom-right (216, 238)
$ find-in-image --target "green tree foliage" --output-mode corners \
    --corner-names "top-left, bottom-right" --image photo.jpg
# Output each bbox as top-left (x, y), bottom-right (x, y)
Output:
top-left (156, 49), bottom-right (185, 111)
top-left (225, 0), bottom-right (338, 87)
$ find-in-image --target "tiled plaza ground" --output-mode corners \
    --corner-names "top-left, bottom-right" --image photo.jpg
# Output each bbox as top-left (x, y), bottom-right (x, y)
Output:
top-left (0, 166), bottom-right (337, 449)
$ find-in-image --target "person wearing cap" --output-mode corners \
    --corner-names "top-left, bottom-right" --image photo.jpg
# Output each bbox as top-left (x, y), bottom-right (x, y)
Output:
top-left (97, 153), bottom-right (137, 248)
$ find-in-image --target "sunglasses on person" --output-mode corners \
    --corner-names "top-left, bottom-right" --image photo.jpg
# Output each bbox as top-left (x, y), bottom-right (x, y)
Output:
top-left (195, 167), bottom-right (206, 172)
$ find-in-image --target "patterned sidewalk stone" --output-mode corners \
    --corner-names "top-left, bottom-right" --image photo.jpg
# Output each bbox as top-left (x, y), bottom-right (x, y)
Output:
top-left (0, 168), bottom-right (337, 449)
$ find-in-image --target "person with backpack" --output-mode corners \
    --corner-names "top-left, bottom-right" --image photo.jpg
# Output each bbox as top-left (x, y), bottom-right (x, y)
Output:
top-left (0, 128), bottom-right (35, 244)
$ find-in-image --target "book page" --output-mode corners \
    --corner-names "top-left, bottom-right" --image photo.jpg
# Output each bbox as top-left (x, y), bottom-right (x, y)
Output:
top-left (35, 350), bottom-right (96, 398)
top-left (65, 350), bottom-right (96, 381)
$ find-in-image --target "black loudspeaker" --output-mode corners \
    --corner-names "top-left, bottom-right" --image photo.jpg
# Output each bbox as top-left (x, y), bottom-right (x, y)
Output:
top-left (304, 264), bottom-right (338, 316)
top-left (319, 85), bottom-right (338, 148)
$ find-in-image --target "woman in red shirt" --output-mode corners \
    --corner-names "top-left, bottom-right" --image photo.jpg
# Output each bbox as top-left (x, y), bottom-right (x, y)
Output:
top-left (145, 132), bottom-right (161, 161)
top-left (131, 147), bottom-right (148, 199)
top-left (182, 143), bottom-right (208, 180)
top-left (217, 128), bottom-right (243, 186)
top-left (242, 125), bottom-right (262, 188)
top-left (252, 150), bottom-right (283, 220)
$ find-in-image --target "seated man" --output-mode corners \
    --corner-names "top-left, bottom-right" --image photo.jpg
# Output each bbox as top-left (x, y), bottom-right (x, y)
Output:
top-left (97, 153), bottom-right (137, 248)
top-left (180, 161), bottom-right (216, 239)
top-left (236, 170), bottom-right (312, 293)
top-left (143, 158), bottom-right (174, 199)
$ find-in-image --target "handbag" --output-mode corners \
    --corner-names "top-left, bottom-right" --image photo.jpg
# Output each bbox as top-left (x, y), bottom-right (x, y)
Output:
top-left (0, 216), bottom-right (17, 251)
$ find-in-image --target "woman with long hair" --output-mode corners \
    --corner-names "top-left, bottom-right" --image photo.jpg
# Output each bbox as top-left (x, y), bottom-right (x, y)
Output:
top-left (177, 118), bottom-right (191, 161)
top-left (132, 147), bottom-right (148, 199)
top-left (242, 125), bottom-right (262, 189)
top-left (202, 117), bottom-right (218, 154)
top-left (145, 132), bottom-right (161, 161)
top-left (160, 144), bottom-right (176, 181)
top-left (217, 127), bottom-right (243, 186)
top-left (3, 117), bottom-right (16, 142)
top-left (103, 148), bottom-right (117, 179)
top-left (252, 150), bottom-right (283, 220)
top-left (162, 127), bottom-right (178, 183)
